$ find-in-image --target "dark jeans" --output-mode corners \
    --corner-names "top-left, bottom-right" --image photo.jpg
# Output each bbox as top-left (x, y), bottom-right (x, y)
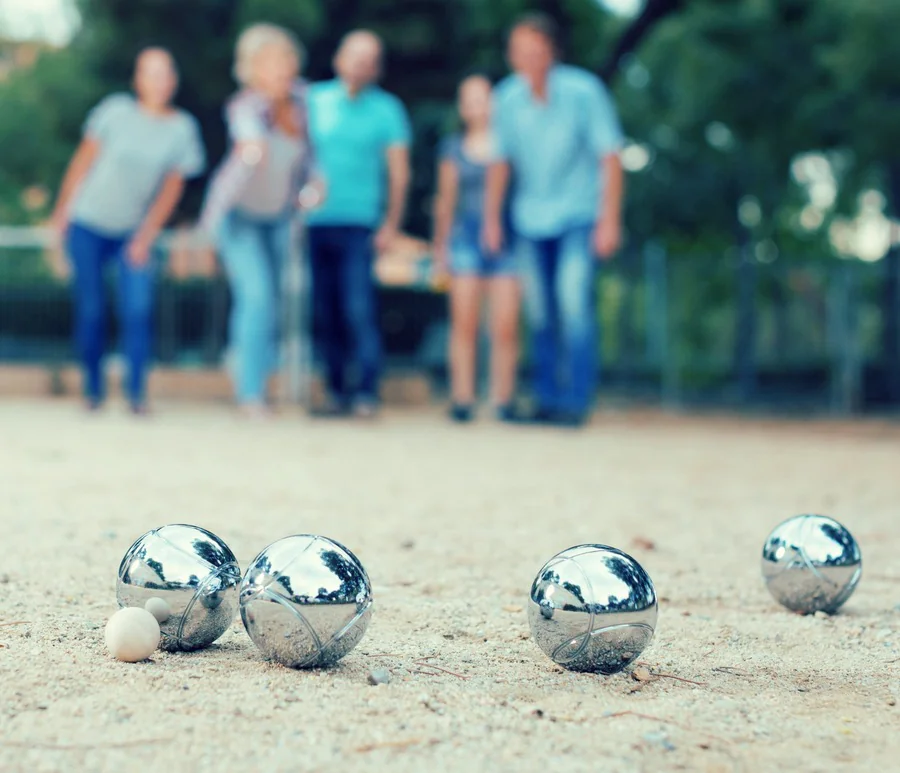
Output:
top-left (308, 225), bottom-right (380, 403)
top-left (518, 225), bottom-right (598, 415)
top-left (66, 222), bottom-right (154, 405)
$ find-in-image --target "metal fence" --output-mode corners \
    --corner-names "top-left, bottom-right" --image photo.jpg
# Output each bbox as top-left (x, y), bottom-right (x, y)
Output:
top-left (0, 226), bottom-right (895, 413)
top-left (0, 227), bottom-right (230, 367)
top-left (0, 225), bottom-right (449, 393)
top-left (601, 245), bottom-right (884, 413)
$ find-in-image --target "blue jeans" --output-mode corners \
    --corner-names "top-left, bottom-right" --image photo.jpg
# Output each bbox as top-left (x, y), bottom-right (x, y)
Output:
top-left (66, 222), bottom-right (154, 405)
top-left (307, 225), bottom-right (380, 403)
top-left (450, 215), bottom-right (518, 278)
top-left (519, 225), bottom-right (598, 415)
top-left (217, 211), bottom-right (291, 404)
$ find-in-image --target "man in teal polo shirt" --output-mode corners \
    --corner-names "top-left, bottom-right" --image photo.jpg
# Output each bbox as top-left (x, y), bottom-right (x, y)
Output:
top-left (484, 14), bottom-right (625, 428)
top-left (306, 30), bottom-right (411, 418)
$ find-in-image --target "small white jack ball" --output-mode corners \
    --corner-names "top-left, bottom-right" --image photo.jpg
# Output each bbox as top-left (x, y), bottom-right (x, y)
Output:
top-left (105, 608), bottom-right (160, 662)
top-left (144, 597), bottom-right (171, 624)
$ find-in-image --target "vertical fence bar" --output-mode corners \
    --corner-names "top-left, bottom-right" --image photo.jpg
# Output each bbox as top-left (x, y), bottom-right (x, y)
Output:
top-left (643, 240), bottom-right (665, 366)
top-left (282, 214), bottom-right (311, 406)
top-left (203, 275), bottom-right (225, 366)
top-left (617, 244), bottom-right (637, 389)
top-left (881, 248), bottom-right (900, 403)
top-left (829, 260), bottom-right (862, 415)
top-left (156, 275), bottom-right (177, 366)
top-left (202, 275), bottom-right (215, 366)
top-left (644, 241), bottom-right (677, 408)
top-left (153, 238), bottom-right (175, 366)
top-left (735, 246), bottom-right (758, 403)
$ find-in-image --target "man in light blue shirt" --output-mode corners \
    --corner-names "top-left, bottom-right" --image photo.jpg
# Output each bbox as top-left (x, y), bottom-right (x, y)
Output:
top-left (484, 14), bottom-right (625, 428)
top-left (306, 30), bottom-right (412, 417)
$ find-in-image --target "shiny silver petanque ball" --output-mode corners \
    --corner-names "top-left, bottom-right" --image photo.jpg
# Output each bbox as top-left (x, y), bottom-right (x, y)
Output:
top-left (116, 524), bottom-right (241, 651)
top-left (240, 535), bottom-right (373, 669)
top-left (761, 514), bottom-right (862, 614)
top-left (528, 544), bottom-right (658, 674)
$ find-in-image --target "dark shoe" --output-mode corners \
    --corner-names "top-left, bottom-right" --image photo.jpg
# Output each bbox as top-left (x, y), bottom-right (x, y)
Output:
top-left (449, 403), bottom-right (475, 423)
top-left (309, 396), bottom-right (351, 418)
top-left (495, 404), bottom-right (517, 423)
top-left (129, 402), bottom-right (152, 417)
top-left (502, 404), bottom-right (556, 425)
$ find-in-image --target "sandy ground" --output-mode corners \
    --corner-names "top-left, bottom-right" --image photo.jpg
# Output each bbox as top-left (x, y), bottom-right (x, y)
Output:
top-left (0, 399), bottom-right (898, 773)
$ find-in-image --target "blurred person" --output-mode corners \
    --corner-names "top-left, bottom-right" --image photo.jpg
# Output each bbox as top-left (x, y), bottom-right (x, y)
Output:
top-left (305, 30), bottom-right (411, 419)
top-left (200, 24), bottom-right (321, 418)
top-left (51, 47), bottom-right (206, 414)
top-left (484, 14), bottom-right (624, 428)
top-left (432, 75), bottom-right (519, 423)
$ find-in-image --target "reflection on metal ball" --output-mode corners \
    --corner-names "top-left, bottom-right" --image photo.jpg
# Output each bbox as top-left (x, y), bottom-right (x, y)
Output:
top-left (240, 535), bottom-right (373, 669)
top-left (761, 514), bottom-right (862, 614)
top-left (116, 524), bottom-right (241, 651)
top-left (528, 544), bottom-right (658, 674)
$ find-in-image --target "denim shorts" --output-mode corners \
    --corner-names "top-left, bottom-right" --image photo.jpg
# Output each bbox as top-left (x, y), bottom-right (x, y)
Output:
top-left (449, 217), bottom-right (518, 278)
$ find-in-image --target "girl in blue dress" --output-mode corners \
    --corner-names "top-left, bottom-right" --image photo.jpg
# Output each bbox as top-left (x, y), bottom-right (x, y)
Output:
top-left (432, 75), bottom-right (520, 423)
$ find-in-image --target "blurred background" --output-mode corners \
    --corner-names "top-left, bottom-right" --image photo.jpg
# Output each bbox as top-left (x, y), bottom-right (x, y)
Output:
top-left (0, 0), bottom-right (898, 414)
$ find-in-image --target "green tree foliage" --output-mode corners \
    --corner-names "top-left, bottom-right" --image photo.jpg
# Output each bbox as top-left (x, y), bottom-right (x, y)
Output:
top-left (0, 0), bottom-right (896, 249)
top-left (0, 43), bottom-right (99, 223)
top-left (617, 1), bottom-right (836, 252)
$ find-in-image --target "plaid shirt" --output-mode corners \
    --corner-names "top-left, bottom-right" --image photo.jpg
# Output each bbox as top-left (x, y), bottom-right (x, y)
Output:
top-left (199, 79), bottom-right (315, 234)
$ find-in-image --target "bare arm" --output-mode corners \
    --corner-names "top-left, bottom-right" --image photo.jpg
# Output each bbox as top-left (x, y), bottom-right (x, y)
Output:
top-left (594, 153), bottom-right (625, 259)
top-left (600, 154), bottom-right (624, 226)
top-left (432, 159), bottom-right (459, 250)
top-left (51, 138), bottom-right (100, 229)
top-left (197, 140), bottom-right (265, 236)
top-left (374, 145), bottom-right (410, 253)
top-left (138, 173), bottom-right (186, 241)
top-left (383, 145), bottom-right (411, 232)
top-left (127, 172), bottom-right (187, 266)
top-left (198, 91), bottom-right (269, 235)
top-left (484, 161), bottom-right (510, 225)
top-left (482, 161), bottom-right (510, 253)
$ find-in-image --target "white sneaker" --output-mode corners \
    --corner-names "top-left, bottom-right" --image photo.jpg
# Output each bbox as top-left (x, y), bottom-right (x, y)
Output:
top-left (352, 399), bottom-right (379, 420)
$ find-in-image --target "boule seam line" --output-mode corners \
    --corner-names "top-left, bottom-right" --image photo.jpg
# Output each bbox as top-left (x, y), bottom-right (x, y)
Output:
top-left (250, 535), bottom-right (319, 591)
top-left (175, 561), bottom-right (240, 646)
top-left (553, 554), bottom-right (596, 665)
top-left (262, 587), bottom-right (325, 664)
top-left (330, 599), bottom-right (374, 643)
top-left (796, 517), bottom-right (840, 588)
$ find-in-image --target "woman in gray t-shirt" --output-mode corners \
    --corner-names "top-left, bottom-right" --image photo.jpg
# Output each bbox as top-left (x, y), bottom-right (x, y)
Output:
top-left (51, 47), bottom-right (206, 414)
top-left (432, 75), bottom-right (519, 424)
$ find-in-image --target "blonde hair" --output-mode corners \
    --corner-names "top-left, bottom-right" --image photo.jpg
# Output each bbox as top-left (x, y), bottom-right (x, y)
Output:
top-left (233, 23), bottom-right (304, 86)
